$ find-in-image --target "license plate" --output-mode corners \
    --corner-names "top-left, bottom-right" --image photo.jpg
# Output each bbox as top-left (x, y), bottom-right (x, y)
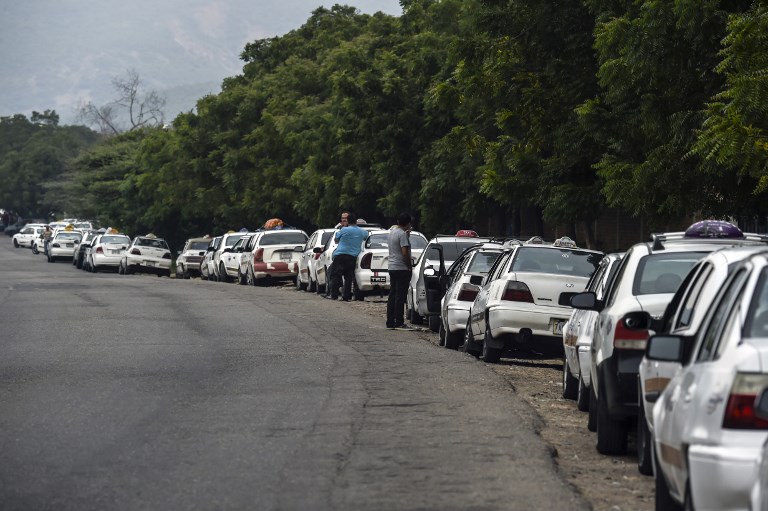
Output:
top-left (280, 252), bottom-right (292, 261)
top-left (110, 249), bottom-right (121, 254)
top-left (144, 260), bottom-right (156, 266)
top-left (553, 320), bottom-right (565, 335)
top-left (371, 276), bottom-right (387, 283)
top-left (66, 243), bottom-right (73, 248)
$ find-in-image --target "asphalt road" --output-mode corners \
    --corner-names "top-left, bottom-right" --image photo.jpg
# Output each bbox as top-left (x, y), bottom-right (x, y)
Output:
top-left (0, 241), bottom-right (588, 511)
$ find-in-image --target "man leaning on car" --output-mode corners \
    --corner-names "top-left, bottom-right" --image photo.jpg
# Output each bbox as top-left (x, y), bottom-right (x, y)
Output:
top-left (328, 213), bottom-right (367, 301)
top-left (386, 213), bottom-right (413, 330)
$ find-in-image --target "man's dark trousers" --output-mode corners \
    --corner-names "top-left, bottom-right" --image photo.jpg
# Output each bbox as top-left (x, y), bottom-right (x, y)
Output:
top-left (331, 254), bottom-right (356, 300)
top-left (387, 270), bottom-right (411, 328)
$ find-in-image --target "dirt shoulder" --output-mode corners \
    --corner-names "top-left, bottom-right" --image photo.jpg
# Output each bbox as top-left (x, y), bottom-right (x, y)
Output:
top-left (317, 291), bottom-right (655, 511)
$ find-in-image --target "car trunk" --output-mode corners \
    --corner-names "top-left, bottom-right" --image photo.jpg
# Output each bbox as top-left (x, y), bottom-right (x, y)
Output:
top-left (512, 272), bottom-right (591, 309)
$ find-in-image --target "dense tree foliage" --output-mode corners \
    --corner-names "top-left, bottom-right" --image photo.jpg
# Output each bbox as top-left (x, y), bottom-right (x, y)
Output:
top-left (3, 1), bottom-right (768, 250)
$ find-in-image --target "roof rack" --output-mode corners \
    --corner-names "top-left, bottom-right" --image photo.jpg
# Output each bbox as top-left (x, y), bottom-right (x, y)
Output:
top-left (651, 231), bottom-right (768, 251)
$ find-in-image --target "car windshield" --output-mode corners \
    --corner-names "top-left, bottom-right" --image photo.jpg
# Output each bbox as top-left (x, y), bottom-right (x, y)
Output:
top-left (137, 238), bottom-right (169, 249)
top-left (223, 235), bottom-right (244, 247)
top-left (745, 268), bottom-right (768, 338)
top-left (260, 232), bottom-right (308, 245)
top-left (632, 252), bottom-right (707, 295)
top-left (425, 241), bottom-right (481, 262)
top-left (468, 250), bottom-right (502, 273)
top-left (189, 241), bottom-right (210, 250)
top-left (511, 247), bottom-right (601, 278)
top-left (101, 235), bottom-right (130, 245)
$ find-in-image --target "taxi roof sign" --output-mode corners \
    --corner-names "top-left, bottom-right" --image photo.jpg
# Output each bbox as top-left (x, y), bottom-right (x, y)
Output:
top-left (455, 230), bottom-right (478, 238)
top-left (526, 236), bottom-right (544, 244)
top-left (553, 236), bottom-right (577, 248)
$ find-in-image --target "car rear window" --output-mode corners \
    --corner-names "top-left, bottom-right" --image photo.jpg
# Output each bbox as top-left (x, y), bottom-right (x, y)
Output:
top-left (468, 250), bottom-right (502, 273)
top-left (260, 232), bottom-right (308, 246)
top-left (411, 235), bottom-right (428, 250)
top-left (632, 252), bottom-right (707, 295)
top-left (426, 241), bottom-right (481, 262)
top-left (511, 247), bottom-right (601, 278)
top-left (189, 241), bottom-right (210, 250)
top-left (367, 233), bottom-right (389, 249)
top-left (137, 238), bottom-right (169, 249)
top-left (101, 235), bottom-right (130, 245)
top-left (56, 232), bottom-right (82, 241)
top-left (224, 235), bottom-right (244, 247)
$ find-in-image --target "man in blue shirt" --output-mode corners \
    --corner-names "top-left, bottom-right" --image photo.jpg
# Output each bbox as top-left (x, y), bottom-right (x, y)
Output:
top-left (329, 213), bottom-right (368, 301)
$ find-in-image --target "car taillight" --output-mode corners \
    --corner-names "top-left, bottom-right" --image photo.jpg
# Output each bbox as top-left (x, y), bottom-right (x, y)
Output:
top-left (162, 252), bottom-right (171, 259)
top-left (613, 315), bottom-right (649, 350)
top-left (457, 284), bottom-right (479, 302)
top-left (95, 247), bottom-right (104, 254)
top-left (131, 248), bottom-right (141, 255)
top-left (723, 373), bottom-right (768, 430)
top-left (501, 281), bottom-right (533, 303)
top-left (360, 253), bottom-right (372, 269)
top-left (314, 251), bottom-right (322, 260)
top-left (254, 248), bottom-right (264, 263)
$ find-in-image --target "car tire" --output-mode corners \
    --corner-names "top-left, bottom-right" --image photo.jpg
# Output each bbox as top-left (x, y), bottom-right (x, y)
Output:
top-left (462, 320), bottom-right (482, 357)
top-left (428, 315), bottom-right (440, 333)
top-left (295, 274), bottom-right (307, 291)
top-left (308, 277), bottom-right (317, 293)
top-left (219, 263), bottom-right (230, 283)
top-left (410, 307), bottom-right (423, 325)
top-left (13, 239), bottom-right (18, 248)
top-left (246, 267), bottom-right (254, 286)
top-left (562, 355), bottom-right (578, 400)
top-left (438, 321), bottom-right (446, 347)
top-left (444, 327), bottom-right (462, 350)
top-left (596, 379), bottom-right (628, 455)
top-left (577, 373), bottom-right (590, 412)
top-left (480, 324), bottom-right (502, 363)
top-left (32, 244), bottom-right (38, 255)
top-left (239, 269), bottom-right (248, 285)
top-left (587, 384), bottom-right (597, 432)
top-left (118, 263), bottom-right (124, 275)
top-left (655, 452), bottom-right (683, 511)
top-left (637, 395), bottom-right (654, 476)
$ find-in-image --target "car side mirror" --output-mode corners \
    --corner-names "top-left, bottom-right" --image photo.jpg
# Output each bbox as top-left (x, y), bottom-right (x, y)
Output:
top-left (570, 292), bottom-right (603, 311)
top-left (645, 335), bottom-right (684, 363)
top-left (558, 292), bottom-right (577, 306)
top-left (313, 247), bottom-right (323, 254)
top-left (424, 266), bottom-right (436, 277)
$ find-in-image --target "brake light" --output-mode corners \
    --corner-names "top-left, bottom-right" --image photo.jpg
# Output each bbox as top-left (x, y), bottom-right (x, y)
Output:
top-left (131, 248), bottom-right (141, 255)
top-left (501, 281), bottom-right (534, 303)
top-left (254, 248), bottom-right (264, 263)
top-left (162, 252), bottom-right (171, 259)
top-left (613, 315), bottom-right (649, 350)
top-left (360, 253), bottom-right (372, 269)
top-left (457, 284), bottom-right (479, 302)
top-left (723, 373), bottom-right (768, 430)
top-left (95, 247), bottom-right (104, 254)
top-left (314, 251), bottom-right (322, 260)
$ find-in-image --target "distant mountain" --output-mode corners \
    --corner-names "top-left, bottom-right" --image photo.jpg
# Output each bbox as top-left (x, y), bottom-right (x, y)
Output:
top-left (0, 0), bottom-right (401, 126)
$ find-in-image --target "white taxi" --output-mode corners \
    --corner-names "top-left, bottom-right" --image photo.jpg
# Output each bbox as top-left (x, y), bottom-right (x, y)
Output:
top-left (466, 237), bottom-right (603, 363)
top-left (439, 241), bottom-right (504, 349)
top-left (296, 228), bottom-right (336, 292)
top-left (211, 231), bottom-right (249, 283)
top-left (242, 229), bottom-right (308, 285)
top-left (562, 252), bottom-right (623, 412)
top-left (47, 227), bottom-right (82, 262)
top-left (570, 220), bottom-right (768, 456)
top-left (12, 224), bottom-right (45, 248)
top-left (120, 234), bottom-right (172, 277)
top-left (408, 230), bottom-right (492, 331)
top-left (88, 232), bottom-right (131, 272)
top-left (354, 229), bottom-right (428, 300)
top-left (650, 249), bottom-right (768, 510)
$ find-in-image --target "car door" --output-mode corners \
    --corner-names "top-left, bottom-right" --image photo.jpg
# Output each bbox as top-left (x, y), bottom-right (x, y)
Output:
top-left (470, 250), bottom-right (513, 339)
top-left (656, 267), bottom-right (749, 498)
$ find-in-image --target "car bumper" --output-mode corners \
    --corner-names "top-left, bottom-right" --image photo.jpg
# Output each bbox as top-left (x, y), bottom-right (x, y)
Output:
top-left (488, 305), bottom-right (570, 340)
top-left (50, 246), bottom-right (77, 258)
top-left (125, 255), bottom-right (171, 271)
top-left (253, 261), bottom-right (298, 279)
top-left (356, 269), bottom-right (390, 291)
top-left (688, 443), bottom-right (759, 511)
top-left (93, 253), bottom-right (122, 267)
top-left (445, 304), bottom-right (470, 332)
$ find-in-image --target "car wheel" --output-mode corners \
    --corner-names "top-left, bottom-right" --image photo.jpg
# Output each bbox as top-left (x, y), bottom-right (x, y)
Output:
top-left (596, 380), bottom-right (628, 455)
top-left (655, 452), bottom-right (683, 511)
top-left (239, 268), bottom-right (248, 285)
top-left (480, 324), bottom-right (502, 363)
top-left (410, 306), bottom-right (423, 325)
top-left (444, 326), bottom-right (462, 351)
top-left (428, 315), bottom-right (440, 333)
top-left (219, 263), bottom-right (230, 283)
top-left (118, 263), bottom-right (124, 275)
top-left (577, 373), bottom-right (590, 412)
top-left (637, 395), bottom-right (654, 476)
top-left (438, 321), bottom-right (446, 347)
top-left (32, 244), bottom-right (38, 254)
top-left (296, 274), bottom-right (307, 291)
top-left (13, 239), bottom-right (18, 248)
top-left (587, 384), bottom-right (597, 432)
top-left (562, 355), bottom-right (578, 400)
top-left (246, 267), bottom-right (254, 286)
top-left (462, 321), bottom-right (481, 357)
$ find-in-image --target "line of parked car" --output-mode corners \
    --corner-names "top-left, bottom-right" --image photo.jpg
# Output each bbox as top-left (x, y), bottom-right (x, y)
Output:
top-left (13, 216), bottom-right (768, 509)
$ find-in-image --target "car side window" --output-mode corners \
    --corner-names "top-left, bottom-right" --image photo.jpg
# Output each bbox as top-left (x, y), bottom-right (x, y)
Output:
top-left (696, 268), bottom-right (748, 363)
top-left (486, 251), bottom-right (512, 283)
top-left (586, 262), bottom-right (607, 293)
top-left (604, 250), bottom-right (633, 307)
top-left (672, 262), bottom-right (713, 331)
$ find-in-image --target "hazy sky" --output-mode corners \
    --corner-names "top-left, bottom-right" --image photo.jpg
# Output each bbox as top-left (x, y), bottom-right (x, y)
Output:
top-left (0, 1), bottom-right (403, 123)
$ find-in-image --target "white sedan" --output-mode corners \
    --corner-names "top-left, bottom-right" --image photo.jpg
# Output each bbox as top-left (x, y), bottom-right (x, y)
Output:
top-left (47, 229), bottom-right (82, 262)
top-left (651, 248), bottom-right (768, 510)
top-left (120, 234), bottom-right (172, 277)
top-left (88, 233), bottom-right (131, 273)
top-left (466, 237), bottom-right (603, 363)
top-left (353, 230), bottom-right (427, 300)
top-left (12, 224), bottom-right (45, 248)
